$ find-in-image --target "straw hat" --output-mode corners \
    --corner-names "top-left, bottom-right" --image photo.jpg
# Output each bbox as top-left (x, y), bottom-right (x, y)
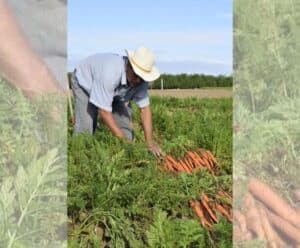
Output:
top-left (125, 47), bottom-right (160, 82)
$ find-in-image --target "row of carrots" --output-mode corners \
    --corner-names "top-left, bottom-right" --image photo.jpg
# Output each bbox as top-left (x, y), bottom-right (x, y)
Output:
top-left (161, 148), bottom-right (232, 228)
top-left (190, 191), bottom-right (232, 229)
top-left (234, 178), bottom-right (300, 247)
top-left (163, 149), bottom-right (218, 175)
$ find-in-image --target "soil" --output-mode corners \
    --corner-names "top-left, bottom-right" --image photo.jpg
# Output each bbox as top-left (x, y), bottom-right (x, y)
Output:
top-left (149, 88), bottom-right (232, 99)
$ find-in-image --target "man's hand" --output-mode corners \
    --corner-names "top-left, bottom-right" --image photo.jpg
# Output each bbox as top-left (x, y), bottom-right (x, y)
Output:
top-left (98, 109), bottom-right (126, 140)
top-left (147, 142), bottom-right (164, 158)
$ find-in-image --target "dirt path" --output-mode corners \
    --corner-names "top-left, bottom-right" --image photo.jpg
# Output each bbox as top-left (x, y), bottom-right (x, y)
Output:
top-left (149, 88), bottom-right (232, 99)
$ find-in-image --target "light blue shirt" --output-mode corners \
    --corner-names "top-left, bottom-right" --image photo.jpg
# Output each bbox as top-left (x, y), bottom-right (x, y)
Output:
top-left (75, 54), bottom-right (149, 112)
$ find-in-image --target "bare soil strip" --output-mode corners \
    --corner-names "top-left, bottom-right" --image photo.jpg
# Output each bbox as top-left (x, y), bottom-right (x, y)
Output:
top-left (149, 88), bottom-right (232, 99)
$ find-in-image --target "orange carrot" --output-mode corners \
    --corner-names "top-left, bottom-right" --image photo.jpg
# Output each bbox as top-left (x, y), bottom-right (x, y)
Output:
top-left (192, 151), bottom-right (208, 167)
top-left (266, 209), bottom-right (300, 244)
top-left (165, 160), bottom-right (175, 172)
top-left (205, 150), bottom-right (217, 165)
top-left (201, 195), bottom-right (218, 223)
top-left (248, 178), bottom-right (300, 229)
top-left (175, 161), bottom-right (186, 172)
top-left (166, 156), bottom-right (182, 172)
top-left (243, 194), bottom-right (265, 239)
top-left (200, 151), bottom-right (214, 168)
top-left (190, 200), bottom-right (212, 228)
top-left (184, 159), bottom-right (194, 172)
top-left (233, 210), bottom-right (247, 234)
top-left (187, 151), bottom-right (202, 167)
top-left (215, 204), bottom-right (232, 223)
top-left (179, 160), bottom-right (192, 174)
top-left (258, 206), bottom-right (285, 248)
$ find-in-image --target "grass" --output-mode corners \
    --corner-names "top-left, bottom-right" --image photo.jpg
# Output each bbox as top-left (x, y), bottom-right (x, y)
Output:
top-left (68, 96), bottom-right (232, 247)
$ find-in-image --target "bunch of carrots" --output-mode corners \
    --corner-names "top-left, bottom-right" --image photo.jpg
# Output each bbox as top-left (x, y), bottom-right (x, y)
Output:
top-left (234, 178), bottom-right (300, 247)
top-left (161, 148), bottom-right (232, 228)
top-left (190, 191), bottom-right (232, 229)
top-left (163, 149), bottom-right (218, 175)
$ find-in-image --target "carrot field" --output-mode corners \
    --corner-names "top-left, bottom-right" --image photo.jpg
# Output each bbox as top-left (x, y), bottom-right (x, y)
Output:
top-left (68, 96), bottom-right (232, 247)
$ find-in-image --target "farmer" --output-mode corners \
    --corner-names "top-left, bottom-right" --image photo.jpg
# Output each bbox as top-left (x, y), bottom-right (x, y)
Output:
top-left (71, 46), bottom-right (163, 157)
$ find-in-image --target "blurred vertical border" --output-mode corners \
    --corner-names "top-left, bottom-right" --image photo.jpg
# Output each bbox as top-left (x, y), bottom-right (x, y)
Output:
top-left (0, 0), bottom-right (67, 247)
top-left (234, 0), bottom-right (300, 246)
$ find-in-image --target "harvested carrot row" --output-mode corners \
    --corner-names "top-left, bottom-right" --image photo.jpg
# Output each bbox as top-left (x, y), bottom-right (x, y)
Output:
top-left (200, 151), bottom-right (214, 168)
top-left (185, 158), bottom-right (195, 171)
top-left (218, 190), bottom-right (232, 201)
top-left (187, 151), bottom-right (202, 167)
top-left (205, 150), bottom-right (217, 165)
top-left (258, 206), bottom-right (286, 248)
top-left (215, 203), bottom-right (232, 223)
top-left (179, 160), bottom-right (192, 174)
top-left (266, 209), bottom-right (300, 244)
top-left (248, 178), bottom-right (300, 229)
top-left (183, 159), bottom-right (194, 172)
top-left (233, 210), bottom-right (247, 234)
top-left (201, 194), bottom-right (218, 223)
top-left (190, 200), bottom-right (212, 228)
top-left (191, 151), bottom-right (208, 167)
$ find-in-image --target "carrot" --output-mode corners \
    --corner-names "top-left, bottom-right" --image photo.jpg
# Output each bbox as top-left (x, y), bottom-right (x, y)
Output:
top-left (248, 178), bottom-right (300, 229)
top-left (184, 158), bottom-right (194, 171)
top-left (187, 151), bottom-right (202, 167)
top-left (179, 160), bottom-right (192, 174)
top-left (190, 200), bottom-right (212, 228)
top-left (217, 191), bottom-right (232, 203)
top-left (200, 151), bottom-right (214, 168)
top-left (258, 206), bottom-right (286, 248)
top-left (166, 155), bottom-right (177, 166)
top-left (266, 209), bottom-right (300, 244)
top-left (201, 194), bottom-right (218, 223)
top-left (233, 226), bottom-right (243, 241)
top-left (215, 203), bottom-right (232, 223)
top-left (164, 159), bottom-right (173, 171)
top-left (233, 226), bottom-right (252, 242)
top-left (205, 150), bottom-right (217, 165)
top-left (243, 194), bottom-right (265, 239)
top-left (166, 156), bottom-right (183, 172)
top-left (175, 161), bottom-right (186, 172)
top-left (192, 151), bottom-right (208, 168)
top-left (233, 210), bottom-right (247, 234)
top-left (200, 156), bottom-right (211, 169)
top-left (201, 157), bottom-right (214, 174)
top-left (221, 191), bottom-right (232, 201)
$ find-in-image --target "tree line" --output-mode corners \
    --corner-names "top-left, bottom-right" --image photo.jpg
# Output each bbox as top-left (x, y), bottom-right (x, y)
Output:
top-left (67, 73), bottom-right (232, 89)
top-left (150, 74), bottom-right (232, 89)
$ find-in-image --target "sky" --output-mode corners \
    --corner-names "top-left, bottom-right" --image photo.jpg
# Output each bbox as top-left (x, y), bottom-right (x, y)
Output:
top-left (68, 1), bottom-right (232, 75)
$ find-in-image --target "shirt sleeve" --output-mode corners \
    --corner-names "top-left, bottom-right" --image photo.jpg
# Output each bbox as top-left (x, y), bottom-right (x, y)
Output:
top-left (133, 82), bottom-right (150, 108)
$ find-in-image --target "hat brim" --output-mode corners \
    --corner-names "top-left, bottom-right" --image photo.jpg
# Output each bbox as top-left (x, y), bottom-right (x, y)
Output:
top-left (125, 49), bottom-right (160, 82)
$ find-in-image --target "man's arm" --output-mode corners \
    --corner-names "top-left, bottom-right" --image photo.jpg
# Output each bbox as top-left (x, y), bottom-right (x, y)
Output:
top-left (0, 0), bottom-right (61, 97)
top-left (98, 109), bottom-right (126, 140)
top-left (140, 105), bottom-right (163, 156)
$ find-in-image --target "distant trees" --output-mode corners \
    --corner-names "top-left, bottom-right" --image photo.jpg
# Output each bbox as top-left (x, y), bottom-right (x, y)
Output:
top-left (150, 74), bottom-right (232, 89)
top-left (67, 72), bottom-right (232, 89)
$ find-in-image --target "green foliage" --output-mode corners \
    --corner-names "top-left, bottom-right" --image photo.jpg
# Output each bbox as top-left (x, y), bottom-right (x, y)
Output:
top-left (0, 80), bottom-right (67, 247)
top-left (151, 74), bottom-right (232, 89)
top-left (146, 208), bottom-right (206, 248)
top-left (68, 96), bottom-right (232, 247)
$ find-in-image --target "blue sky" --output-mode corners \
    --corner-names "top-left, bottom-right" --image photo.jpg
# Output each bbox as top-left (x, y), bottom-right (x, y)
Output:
top-left (68, 1), bottom-right (232, 75)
